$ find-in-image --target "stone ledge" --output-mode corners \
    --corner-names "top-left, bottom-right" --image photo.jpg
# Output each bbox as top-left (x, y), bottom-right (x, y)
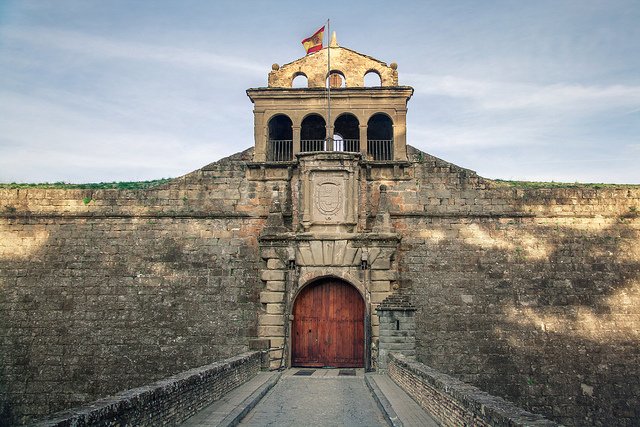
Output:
top-left (30, 351), bottom-right (261, 427)
top-left (388, 353), bottom-right (558, 427)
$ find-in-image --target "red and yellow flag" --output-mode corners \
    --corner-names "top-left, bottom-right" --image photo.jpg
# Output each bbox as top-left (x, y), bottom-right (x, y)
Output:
top-left (302, 26), bottom-right (325, 54)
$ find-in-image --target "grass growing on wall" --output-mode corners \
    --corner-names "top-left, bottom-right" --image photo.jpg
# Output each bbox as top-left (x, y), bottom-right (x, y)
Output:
top-left (492, 179), bottom-right (640, 189)
top-left (0, 178), bottom-right (173, 190)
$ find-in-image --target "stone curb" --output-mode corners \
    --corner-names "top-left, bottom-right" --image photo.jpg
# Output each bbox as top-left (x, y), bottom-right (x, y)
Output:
top-left (219, 371), bottom-right (283, 427)
top-left (365, 374), bottom-right (403, 427)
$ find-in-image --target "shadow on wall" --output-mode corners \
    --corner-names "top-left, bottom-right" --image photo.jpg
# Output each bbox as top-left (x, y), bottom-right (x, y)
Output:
top-left (405, 214), bottom-right (640, 426)
top-left (0, 215), bottom-right (263, 425)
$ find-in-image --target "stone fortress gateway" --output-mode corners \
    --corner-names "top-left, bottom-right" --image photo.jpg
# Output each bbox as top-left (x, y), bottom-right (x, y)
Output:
top-left (1, 36), bottom-right (639, 426)
top-left (248, 35), bottom-right (414, 371)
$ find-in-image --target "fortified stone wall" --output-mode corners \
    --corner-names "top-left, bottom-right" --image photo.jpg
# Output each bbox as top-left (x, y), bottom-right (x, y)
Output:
top-left (1, 145), bottom-right (639, 426)
top-left (387, 147), bottom-right (640, 426)
top-left (0, 150), bottom-right (271, 425)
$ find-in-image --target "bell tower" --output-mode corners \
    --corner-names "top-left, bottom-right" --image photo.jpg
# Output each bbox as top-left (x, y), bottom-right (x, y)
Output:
top-left (246, 34), bottom-right (413, 163)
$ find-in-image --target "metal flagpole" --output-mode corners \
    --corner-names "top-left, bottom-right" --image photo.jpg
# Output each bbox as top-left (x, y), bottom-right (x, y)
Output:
top-left (327, 18), bottom-right (331, 151)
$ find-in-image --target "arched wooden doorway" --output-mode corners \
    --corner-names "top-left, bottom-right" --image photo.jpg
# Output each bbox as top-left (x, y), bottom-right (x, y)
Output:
top-left (292, 278), bottom-right (365, 368)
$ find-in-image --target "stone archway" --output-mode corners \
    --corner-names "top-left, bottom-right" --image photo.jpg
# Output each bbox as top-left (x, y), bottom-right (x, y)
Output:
top-left (291, 278), bottom-right (365, 368)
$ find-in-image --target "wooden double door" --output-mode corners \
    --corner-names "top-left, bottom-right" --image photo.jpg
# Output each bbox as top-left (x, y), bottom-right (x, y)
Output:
top-left (292, 279), bottom-right (365, 368)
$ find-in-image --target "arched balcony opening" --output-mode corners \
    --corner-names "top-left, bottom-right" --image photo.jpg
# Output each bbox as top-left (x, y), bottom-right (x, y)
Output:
top-left (268, 114), bottom-right (293, 161)
top-left (300, 114), bottom-right (327, 152)
top-left (364, 70), bottom-right (382, 87)
top-left (367, 113), bottom-right (393, 161)
top-left (326, 70), bottom-right (346, 88)
top-left (291, 72), bottom-right (308, 88)
top-left (333, 113), bottom-right (360, 152)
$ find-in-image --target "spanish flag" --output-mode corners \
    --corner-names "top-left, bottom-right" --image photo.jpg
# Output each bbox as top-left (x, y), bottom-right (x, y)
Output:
top-left (302, 26), bottom-right (325, 54)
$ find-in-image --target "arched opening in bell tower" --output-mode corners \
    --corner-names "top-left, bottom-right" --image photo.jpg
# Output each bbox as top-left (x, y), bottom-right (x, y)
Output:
top-left (367, 113), bottom-right (394, 161)
top-left (326, 70), bottom-right (346, 88)
top-left (364, 70), bottom-right (382, 87)
top-left (291, 72), bottom-right (308, 88)
top-left (268, 114), bottom-right (293, 161)
top-left (333, 113), bottom-right (360, 152)
top-left (300, 114), bottom-right (327, 152)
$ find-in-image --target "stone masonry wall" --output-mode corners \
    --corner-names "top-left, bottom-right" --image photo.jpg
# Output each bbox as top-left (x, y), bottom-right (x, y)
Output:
top-left (0, 150), bottom-right (272, 425)
top-left (387, 147), bottom-right (640, 426)
top-left (388, 353), bottom-right (557, 426)
top-left (1, 144), bottom-right (639, 426)
top-left (32, 351), bottom-right (260, 427)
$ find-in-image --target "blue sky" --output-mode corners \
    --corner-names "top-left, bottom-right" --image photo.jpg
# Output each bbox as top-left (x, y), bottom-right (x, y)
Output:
top-left (1, 0), bottom-right (639, 183)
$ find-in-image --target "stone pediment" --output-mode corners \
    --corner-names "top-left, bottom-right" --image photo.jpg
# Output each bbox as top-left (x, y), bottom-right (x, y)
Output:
top-left (268, 46), bottom-right (399, 88)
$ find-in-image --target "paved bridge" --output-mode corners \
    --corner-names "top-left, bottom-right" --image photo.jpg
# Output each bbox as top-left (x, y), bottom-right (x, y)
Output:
top-left (181, 368), bottom-right (437, 427)
top-left (33, 352), bottom-right (557, 427)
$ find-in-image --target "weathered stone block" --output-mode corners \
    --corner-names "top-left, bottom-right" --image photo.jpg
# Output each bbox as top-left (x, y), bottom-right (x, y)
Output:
top-left (260, 291), bottom-right (284, 304)
top-left (372, 324), bottom-right (379, 337)
top-left (260, 247), bottom-right (279, 259)
top-left (266, 303), bottom-right (285, 314)
top-left (371, 270), bottom-right (397, 281)
top-left (258, 314), bottom-right (284, 326)
top-left (370, 281), bottom-right (391, 293)
top-left (266, 280), bottom-right (285, 291)
top-left (370, 292), bottom-right (390, 304)
top-left (258, 325), bottom-right (285, 337)
top-left (268, 337), bottom-right (285, 348)
top-left (267, 258), bottom-right (285, 269)
top-left (260, 270), bottom-right (285, 281)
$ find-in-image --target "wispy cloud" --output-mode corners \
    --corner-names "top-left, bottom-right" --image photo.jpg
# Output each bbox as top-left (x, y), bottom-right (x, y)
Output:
top-left (2, 26), bottom-right (266, 75)
top-left (405, 72), bottom-right (640, 153)
top-left (0, 89), bottom-right (251, 182)
top-left (405, 73), bottom-right (640, 112)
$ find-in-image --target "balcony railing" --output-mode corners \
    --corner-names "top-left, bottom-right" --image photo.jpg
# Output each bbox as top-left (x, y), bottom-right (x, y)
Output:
top-left (300, 139), bottom-right (326, 152)
top-left (268, 140), bottom-right (293, 162)
top-left (368, 139), bottom-right (393, 161)
top-left (300, 139), bottom-right (360, 153)
top-left (334, 139), bottom-right (360, 153)
top-left (267, 138), bottom-right (378, 161)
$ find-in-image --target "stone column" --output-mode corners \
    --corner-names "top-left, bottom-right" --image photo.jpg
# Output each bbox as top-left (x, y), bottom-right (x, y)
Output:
top-left (326, 121), bottom-right (334, 151)
top-left (392, 111), bottom-right (407, 161)
top-left (359, 124), bottom-right (368, 159)
top-left (292, 125), bottom-right (301, 156)
top-left (254, 110), bottom-right (267, 162)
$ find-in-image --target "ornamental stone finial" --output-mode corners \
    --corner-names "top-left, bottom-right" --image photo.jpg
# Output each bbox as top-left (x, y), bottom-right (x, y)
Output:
top-left (330, 31), bottom-right (338, 47)
top-left (373, 185), bottom-right (392, 233)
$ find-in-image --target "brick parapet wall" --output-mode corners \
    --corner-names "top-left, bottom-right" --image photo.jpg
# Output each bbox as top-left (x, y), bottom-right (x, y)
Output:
top-left (30, 351), bottom-right (261, 427)
top-left (388, 353), bottom-right (558, 427)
